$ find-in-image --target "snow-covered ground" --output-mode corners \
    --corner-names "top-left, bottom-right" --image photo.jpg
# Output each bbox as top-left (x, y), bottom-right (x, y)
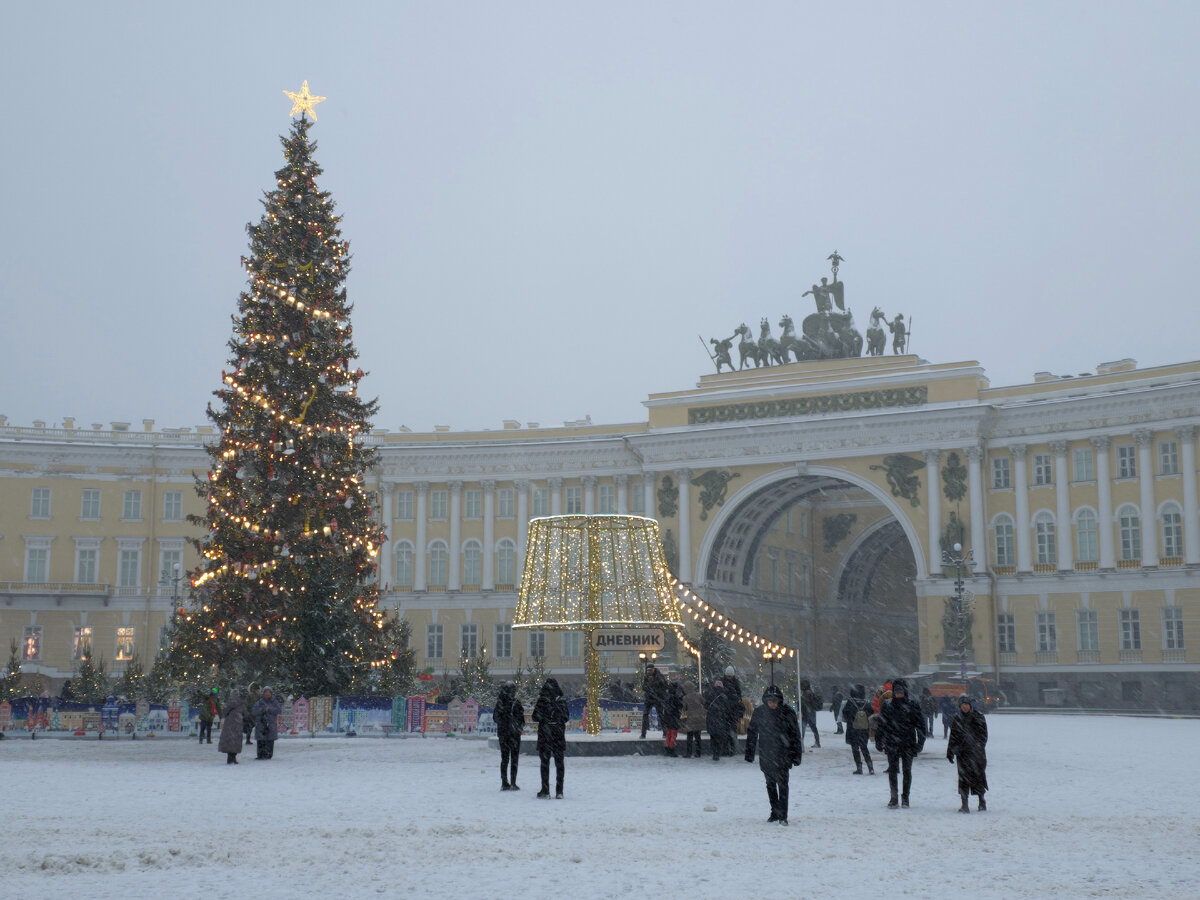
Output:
top-left (4, 712), bottom-right (1197, 899)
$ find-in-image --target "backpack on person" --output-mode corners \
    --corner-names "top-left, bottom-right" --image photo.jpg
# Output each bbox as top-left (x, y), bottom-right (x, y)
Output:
top-left (851, 702), bottom-right (870, 731)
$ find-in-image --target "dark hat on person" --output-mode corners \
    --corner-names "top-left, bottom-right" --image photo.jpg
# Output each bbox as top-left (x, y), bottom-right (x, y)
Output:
top-left (851, 684), bottom-right (866, 699)
top-left (958, 694), bottom-right (972, 705)
top-left (763, 685), bottom-right (784, 703)
top-left (892, 678), bottom-right (908, 693)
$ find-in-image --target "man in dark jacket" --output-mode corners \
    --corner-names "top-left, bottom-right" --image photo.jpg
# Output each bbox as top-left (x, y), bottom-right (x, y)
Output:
top-left (640, 664), bottom-right (668, 739)
top-left (196, 687), bottom-right (219, 744)
top-left (705, 680), bottom-right (734, 760)
top-left (724, 666), bottom-right (744, 747)
top-left (745, 685), bottom-right (802, 824)
top-left (841, 684), bottom-right (874, 774)
top-left (493, 681), bottom-right (525, 791)
top-left (251, 686), bottom-right (281, 760)
top-left (533, 678), bottom-right (569, 798)
top-left (800, 679), bottom-right (821, 748)
top-left (876, 677), bottom-right (926, 808)
top-left (830, 686), bottom-right (846, 734)
top-left (947, 695), bottom-right (988, 812)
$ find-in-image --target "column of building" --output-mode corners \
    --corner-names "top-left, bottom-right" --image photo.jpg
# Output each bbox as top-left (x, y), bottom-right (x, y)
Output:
top-left (1133, 429), bottom-right (1159, 567)
top-left (1050, 441), bottom-right (1073, 571)
top-left (615, 474), bottom-right (629, 514)
top-left (1179, 426), bottom-right (1200, 565)
top-left (482, 480), bottom-right (496, 591)
top-left (1012, 445), bottom-right (1032, 572)
top-left (964, 445), bottom-right (986, 573)
top-left (414, 482), bottom-right (428, 591)
top-left (582, 475), bottom-right (596, 514)
top-left (642, 473), bottom-right (655, 521)
top-left (448, 482), bottom-right (462, 591)
top-left (677, 468), bottom-right (692, 582)
top-left (515, 479), bottom-right (531, 580)
top-left (924, 450), bottom-right (941, 574)
top-left (1091, 436), bottom-right (1115, 569)
top-left (549, 477), bottom-right (563, 516)
top-left (380, 482), bottom-right (395, 591)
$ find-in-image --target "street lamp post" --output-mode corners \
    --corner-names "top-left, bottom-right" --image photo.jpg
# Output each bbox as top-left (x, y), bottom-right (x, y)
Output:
top-left (941, 541), bottom-right (975, 687)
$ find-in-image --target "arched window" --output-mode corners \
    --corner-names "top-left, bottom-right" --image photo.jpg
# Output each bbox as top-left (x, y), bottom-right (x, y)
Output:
top-left (496, 539), bottom-right (515, 586)
top-left (1117, 505), bottom-right (1141, 561)
top-left (1033, 511), bottom-right (1056, 565)
top-left (1075, 509), bottom-right (1098, 563)
top-left (1160, 502), bottom-right (1184, 558)
top-left (992, 514), bottom-right (1015, 566)
top-left (429, 541), bottom-right (448, 586)
top-left (462, 540), bottom-right (482, 586)
top-left (394, 541), bottom-right (414, 587)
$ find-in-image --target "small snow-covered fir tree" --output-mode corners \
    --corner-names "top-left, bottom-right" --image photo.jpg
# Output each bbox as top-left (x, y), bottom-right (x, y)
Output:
top-left (72, 649), bottom-right (111, 705)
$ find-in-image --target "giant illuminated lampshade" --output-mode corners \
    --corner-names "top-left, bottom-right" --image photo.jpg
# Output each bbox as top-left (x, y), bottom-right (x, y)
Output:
top-left (514, 515), bottom-right (682, 734)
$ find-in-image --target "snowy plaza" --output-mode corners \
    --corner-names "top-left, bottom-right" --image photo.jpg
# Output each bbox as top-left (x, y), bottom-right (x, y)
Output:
top-left (4, 712), bottom-right (1197, 899)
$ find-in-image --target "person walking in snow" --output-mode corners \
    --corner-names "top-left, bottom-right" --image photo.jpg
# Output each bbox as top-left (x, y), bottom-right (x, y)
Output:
top-left (680, 680), bottom-right (706, 758)
top-left (745, 684), bottom-right (802, 825)
top-left (251, 686), bottom-right (281, 760)
top-left (939, 694), bottom-right (956, 738)
top-left (920, 687), bottom-right (937, 737)
top-left (640, 663), bottom-right (668, 739)
top-left (841, 684), bottom-right (875, 775)
top-left (533, 678), bottom-right (569, 798)
top-left (217, 690), bottom-right (247, 765)
top-left (876, 678), bottom-right (926, 808)
top-left (947, 695), bottom-right (989, 812)
top-left (661, 680), bottom-right (683, 757)
top-left (197, 686), bottom-right (219, 744)
top-left (493, 681), bottom-right (525, 791)
top-left (705, 680), bottom-right (734, 760)
top-left (830, 685), bottom-right (846, 734)
top-left (799, 679), bottom-right (821, 748)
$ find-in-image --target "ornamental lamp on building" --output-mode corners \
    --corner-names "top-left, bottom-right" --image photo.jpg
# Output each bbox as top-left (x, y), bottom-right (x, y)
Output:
top-left (514, 515), bottom-right (682, 735)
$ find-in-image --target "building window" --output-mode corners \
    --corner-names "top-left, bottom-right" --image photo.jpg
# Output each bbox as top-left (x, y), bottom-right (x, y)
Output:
top-left (497, 488), bottom-right (514, 518)
top-left (528, 630), bottom-right (546, 658)
top-left (116, 626), bottom-right (136, 661)
top-left (426, 623), bottom-right (444, 659)
top-left (464, 489), bottom-right (482, 519)
top-left (532, 487), bottom-right (550, 517)
top-left (1077, 609), bottom-right (1099, 652)
top-left (630, 486), bottom-right (645, 514)
top-left (429, 490), bottom-right (448, 520)
top-left (1036, 612), bottom-right (1057, 652)
top-left (991, 457), bottom-right (1011, 489)
top-left (25, 546), bottom-right (50, 583)
top-left (1034, 512), bottom-right (1056, 565)
top-left (116, 547), bottom-right (140, 588)
top-left (29, 486), bottom-right (52, 519)
top-left (463, 541), bottom-right (482, 585)
top-left (1033, 454), bottom-right (1053, 486)
top-left (997, 613), bottom-right (1016, 654)
top-left (428, 542), bottom-right (448, 586)
top-left (76, 546), bottom-right (99, 583)
top-left (1161, 504), bottom-right (1184, 558)
top-left (394, 542), bottom-right (413, 587)
top-left (496, 540), bottom-right (515, 585)
top-left (1072, 448), bottom-right (1094, 482)
top-left (73, 626), bottom-right (94, 661)
top-left (565, 485), bottom-right (583, 514)
top-left (1116, 445), bottom-right (1137, 479)
top-left (993, 516), bottom-right (1015, 566)
top-left (1119, 609), bottom-right (1141, 651)
top-left (494, 623), bottom-right (513, 658)
top-left (23, 626), bottom-right (43, 661)
top-left (122, 489), bottom-right (142, 521)
top-left (598, 484), bottom-right (616, 514)
top-left (1075, 509), bottom-right (1099, 563)
top-left (461, 623), bottom-right (478, 657)
top-left (80, 488), bottom-right (101, 519)
top-left (1117, 505), bottom-right (1141, 561)
top-left (562, 631), bottom-right (581, 659)
top-left (396, 490), bottom-right (414, 520)
top-left (1159, 440), bottom-right (1179, 476)
top-left (1163, 607), bottom-right (1185, 651)
top-left (159, 548), bottom-right (183, 588)
top-left (162, 490), bottom-right (183, 522)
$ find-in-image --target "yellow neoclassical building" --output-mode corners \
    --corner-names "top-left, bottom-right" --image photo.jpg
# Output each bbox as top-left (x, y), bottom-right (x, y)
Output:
top-left (2, 353), bottom-right (1198, 710)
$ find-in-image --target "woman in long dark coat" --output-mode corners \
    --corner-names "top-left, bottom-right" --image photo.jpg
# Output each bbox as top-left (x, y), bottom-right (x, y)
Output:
top-left (946, 695), bottom-right (988, 812)
top-left (251, 687), bottom-right (282, 760)
top-left (217, 691), bottom-right (247, 764)
top-left (532, 678), bottom-right (568, 798)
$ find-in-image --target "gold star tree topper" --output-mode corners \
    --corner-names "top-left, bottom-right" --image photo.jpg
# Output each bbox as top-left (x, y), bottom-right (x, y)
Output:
top-left (283, 81), bottom-right (326, 120)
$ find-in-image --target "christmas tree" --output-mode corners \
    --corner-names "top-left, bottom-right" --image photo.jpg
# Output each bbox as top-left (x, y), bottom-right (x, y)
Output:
top-left (72, 649), bottom-right (111, 705)
top-left (170, 90), bottom-right (392, 697)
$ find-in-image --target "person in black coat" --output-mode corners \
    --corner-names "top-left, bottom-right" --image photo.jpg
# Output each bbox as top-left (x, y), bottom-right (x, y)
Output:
top-left (640, 664), bottom-right (668, 739)
top-left (493, 681), bottom-right (525, 791)
top-left (876, 677), bottom-right (927, 808)
top-left (251, 686), bottom-right (281, 760)
top-left (947, 695), bottom-right (989, 812)
top-left (830, 686), bottom-right (846, 734)
top-left (724, 666), bottom-right (744, 749)
top-left (532, 678), bottom-right (569, 798)
top-left (840, 683), bottom-right (874, 774)
top-left (660, 681), bottom-right (683, 756)
top-left (705, 680), bottom-right (734, 760)
top-left (745, 685), bottom-right (802, 824)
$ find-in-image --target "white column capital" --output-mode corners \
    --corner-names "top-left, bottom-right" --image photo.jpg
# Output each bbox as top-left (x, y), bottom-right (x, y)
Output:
top-left (481, 480), bottom-right (496, 493)
top-left (580, 475), bottom-right (597, 487)
top-left (1132, 428), bottom-right (1154, 447)
top-left (923, 449), bottom-right (940, 465)
top-left (964, 444), bottom-right (984, 464)
top-left (448, 481), bottom-right (463, 495)
top-left (414, 481), bottom-right (429, 496)
top-left (614, 474), bottom-right (629, 487)
top-left (1049, 440), bottom-right (1069, 455)
top-left (1010, 444), bottom-right (1027, 461)
top-left (1175, 425), bottom-right (1195, 442)
top-left (1090, 435), bottom-right (1111, 451)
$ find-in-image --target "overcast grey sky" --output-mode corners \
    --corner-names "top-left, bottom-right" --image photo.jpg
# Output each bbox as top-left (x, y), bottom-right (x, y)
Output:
top-left (3, 3), bottom-right (1198, 433)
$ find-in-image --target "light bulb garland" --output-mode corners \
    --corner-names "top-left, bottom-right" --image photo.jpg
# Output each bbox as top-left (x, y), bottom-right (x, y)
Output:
top-left (669, 577), bottom-right (795, 659)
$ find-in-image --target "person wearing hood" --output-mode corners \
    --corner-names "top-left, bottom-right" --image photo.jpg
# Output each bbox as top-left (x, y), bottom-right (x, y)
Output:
top-left (876, 678), bottom-right (927, 808)
top-left (799, 679), bottom-right (821, 748)
top-left (493, 681), bottom-right (525, 791)
top-left (947, 695), bottom-right (989, 812)
top-left (532, 678), bottom-right (569, 798)
top-left (639, 663), bottom-right (668, 740)
top-left (679, 680), bottom-right (706, 758)
top-left (705, 680), bottom-right (734, 760)
top-left (217, 690), bottom-right (247, 764)
top-left (745, 685), bottom-right (802, 824)
top-left (841, 684), bottom-right (875, 775)
top-left (251, 686), bottom-right (281, 760)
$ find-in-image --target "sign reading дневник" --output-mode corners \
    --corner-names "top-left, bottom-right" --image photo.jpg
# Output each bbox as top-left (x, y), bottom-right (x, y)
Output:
top-left (590, 628), bottom-right (666, 652)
